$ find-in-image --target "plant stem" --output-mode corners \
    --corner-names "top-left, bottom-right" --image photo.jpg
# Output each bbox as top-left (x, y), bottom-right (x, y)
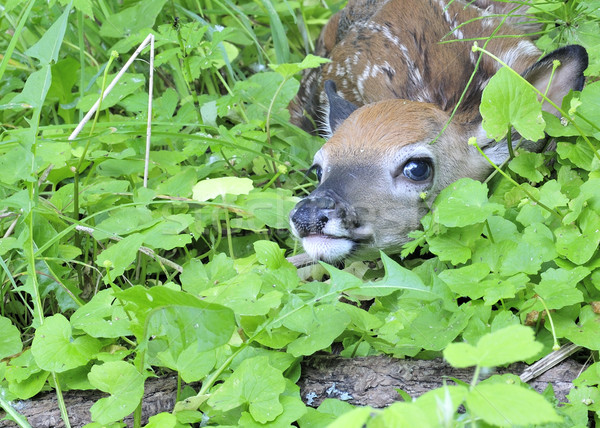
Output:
top-left (471, 139), bottom-right (564, 220)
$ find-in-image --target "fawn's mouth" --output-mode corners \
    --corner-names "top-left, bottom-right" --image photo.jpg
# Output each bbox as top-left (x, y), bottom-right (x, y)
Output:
top-left (300, 234), bottom-right (355, 263)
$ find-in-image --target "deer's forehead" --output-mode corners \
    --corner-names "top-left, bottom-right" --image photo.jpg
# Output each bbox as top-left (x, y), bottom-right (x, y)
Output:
top-left (322, 100), bottom-right (451, 157)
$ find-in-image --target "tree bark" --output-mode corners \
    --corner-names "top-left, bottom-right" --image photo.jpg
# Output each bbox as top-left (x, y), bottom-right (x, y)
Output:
top-left (0, 357), bottom-right (582, 427)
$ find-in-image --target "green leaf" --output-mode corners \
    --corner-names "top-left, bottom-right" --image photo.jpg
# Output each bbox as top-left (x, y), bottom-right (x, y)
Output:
top-left (480, 66), bottom-right (545, 142)
top-left (238, 395), bottom-right (307, 427)
top-left (96, 233), bottom-right (146, 283)
top-left (88, 361), bottom-right (145, 425)
top-left (208, 356), bottom-right (286, 423)
top-left (438, 263), bottom-right (490, 300)
top-left (99, 0), bottom-right (168, 38)
top-left (534, 267), bottom-right (588, 310)
top-left (77, 73), bottom-right (146, 111)
top-left (4, 350), bottom-right (49, 400)
top-left (284, 306), bottom-right (350, 357)
top-left (466, 382), bottom-right (561, 426)
top-left (433, 178), bottom-right (504, 227)
top-left (444, 324), bottom-right (543, 367)
top-left (508, 151), bottom-right (548, 183)
top-left (328, 407), bottom-right (372, 428)
top-left (0, 316), bottom-right (22, 360)
top-left (115, 285), bottom-right (236, 347)
top-left (192, 176), bottom-right (254, 201)
top-left (70, 289), bottom-right (133, 338)
top-left (269, 54), bottom-right (330, 79)
top-left (253, 240), bottom-right (289, 270)
top-left (142, 214), bottom-right (194, 250)
top-left (371, 401), bottom-right (434, 427)
top-left (554, 307), bottom-right (600, 350)
top-left (259, 0), bottom-right (289, 63)
top-left (10, 65), bottom-right (52, 109)
top-left (31, 314), bottom-right (102, 372)
top-left (24, 4), bottom-right (71, 65)
top-left (555, 210), bottom-right (600, 264)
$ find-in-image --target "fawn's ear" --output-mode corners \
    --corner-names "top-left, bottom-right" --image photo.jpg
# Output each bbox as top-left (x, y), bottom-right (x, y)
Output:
top-left (522, 45), bottom-right (588, 116)
top-left (324, 80), bottom-right (359, 137)
top-left (477, 45), bottom-right (588, 165)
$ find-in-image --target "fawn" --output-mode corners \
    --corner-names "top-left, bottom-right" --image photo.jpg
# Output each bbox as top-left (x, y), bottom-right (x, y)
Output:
top-left (289, 0), bottom-right (588, 262)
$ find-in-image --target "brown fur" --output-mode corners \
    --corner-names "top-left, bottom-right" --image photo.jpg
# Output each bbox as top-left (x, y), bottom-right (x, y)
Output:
top-left (288, 0), bottom-right (587, 262)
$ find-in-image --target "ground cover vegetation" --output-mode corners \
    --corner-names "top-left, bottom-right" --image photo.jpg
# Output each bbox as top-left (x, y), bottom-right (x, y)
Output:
top-left (1, 0), bottom-right (600, 426)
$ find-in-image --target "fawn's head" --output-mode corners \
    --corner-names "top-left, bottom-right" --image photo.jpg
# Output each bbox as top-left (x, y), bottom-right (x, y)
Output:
top-left (290, 46), bottom-right (588, 262)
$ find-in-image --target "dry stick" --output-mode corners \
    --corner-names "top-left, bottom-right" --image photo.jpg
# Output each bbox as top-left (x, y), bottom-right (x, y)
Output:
top-left (75, 225), bottom-right (183, 273)
top-left (68, 33), bottom-right (155, 141)
top-left (143, 35), bottom-right (155, 188)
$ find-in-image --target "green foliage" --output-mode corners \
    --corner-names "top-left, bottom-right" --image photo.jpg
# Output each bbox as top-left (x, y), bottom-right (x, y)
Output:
top-left (0, 0), bottom-right (600, 427)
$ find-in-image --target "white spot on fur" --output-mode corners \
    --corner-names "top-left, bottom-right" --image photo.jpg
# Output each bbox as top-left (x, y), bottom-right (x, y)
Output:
top-left (501, 40), bottom-right (539, 69)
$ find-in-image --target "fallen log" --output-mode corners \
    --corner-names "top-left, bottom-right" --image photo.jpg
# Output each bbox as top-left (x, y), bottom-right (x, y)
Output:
top-left (0, 356), bottom-right (583, 427)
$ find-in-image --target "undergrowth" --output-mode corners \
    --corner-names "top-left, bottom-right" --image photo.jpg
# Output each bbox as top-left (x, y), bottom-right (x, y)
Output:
top-left (0, 0), bottom-right (599, 427)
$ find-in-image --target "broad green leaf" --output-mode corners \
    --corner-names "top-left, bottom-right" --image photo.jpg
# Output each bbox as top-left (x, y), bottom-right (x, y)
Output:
top-left (115, 285), bottom-right (235, 346)
top-left (370, 401), bottom-right (434, 428)
top-left (241, 188), bottom-right (299, 229)
top-left (0, 316), bottom-right (22, 360)
top-left (96, 233), bottom-right (146, 283)
top-left (145, 412), bottom-right (177, 428)
top-left (340, 253), bottom-right (435, 299)
top-left (428, 234), bottom-right (472, 264)
top-left (284, 306), bottom-right (350, 357)
top-left (77, 73), bottom-right (146, 111)
top-left (208, 356), bottom-right (286, 423)
top-left (414, 385), bottom-right (469, 425)
top-left (25, 4), bottom-right (71, 65)
top-left (466, 382), bottom-right (561, 426)
top-left (254, 240), bottom-right (289, 270)
top-left (408, 306), bottom-right (472, 351)
top-left (438, 263), bottom-right (490, 299)
top-left (557, 138), bottom-right (597, 171)
top-left (269, 55), bottom-right (331, 79)
top-left (534, 267), bottom-right (588, 310)
top-left (481, 66), bottom-right (545, 142)
top-left (0, 145), bottom-right (34, 184)
top-left (99, 0), bottom-right (168, 38)
top-left (147, 304), bottom-right (235, 354)
top-left (508, 151), bottom-right (547, 183)
top-left (444, 324), bottom-right (542, 368)
top-left (88, 361), bottom-right (145, 425)
top-left (192, 176), bottom-right (253, 201)
top-left (554, 307), bottom-right (600, 350)
top-left (555, 210), bottom-right (600, 264)
top-left (202, 273), bottom-right (282, 315)
top-left (142, 214), bottom-right (194, 250)
top-left (238, 395), bottom-right (307, 427)
top-left (574, 81), bottom-right (600, 138)
top-left (93, 207), bottom-right (156, 240)
top-left (327, 407), bottom-right (372, 428)
top-left (10, 65), bottom-right (52, 109)
top-left (4, 350), bottom-right (49, 400)
top-left (180, 255), bottom-right (237, 295)
top-left (70, 289), bottom-right (132, 338)
top-left (31, 314), bottom-right (102, 372)
top-left (433, 178), bottom-right (504, 227)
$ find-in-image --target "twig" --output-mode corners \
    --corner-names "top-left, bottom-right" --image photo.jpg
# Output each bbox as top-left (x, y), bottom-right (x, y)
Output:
top-left (75, 225), bottom-right (183, 273)
top-left (68, 33), bottom-right (155, 141)
top-left (3, 213), bottom-right (21, 238)
top-left (143, 35), bottom-right (155, 188)
top-left (520, 342), bottom-right (582, 383)
top-left (286, 253), bottom-right (315, 268)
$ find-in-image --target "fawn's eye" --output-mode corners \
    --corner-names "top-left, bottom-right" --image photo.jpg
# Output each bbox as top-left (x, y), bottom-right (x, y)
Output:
top-left (310, 165), bottom-right (323, 182)
top-left (402, 159), bottom-right (432, 182)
